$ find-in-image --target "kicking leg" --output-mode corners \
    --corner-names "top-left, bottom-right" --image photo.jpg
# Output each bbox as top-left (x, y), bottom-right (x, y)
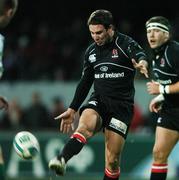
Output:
top-left (49, 108), bottom-right (102, 176)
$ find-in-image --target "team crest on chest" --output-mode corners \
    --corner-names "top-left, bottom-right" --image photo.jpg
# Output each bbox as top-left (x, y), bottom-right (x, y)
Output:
top-left (160, 58), bottom-right (165, 67)
top-left (112, 49), bottom-right (119, 58)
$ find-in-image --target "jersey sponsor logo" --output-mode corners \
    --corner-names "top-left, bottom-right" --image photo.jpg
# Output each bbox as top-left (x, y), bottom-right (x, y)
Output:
top-left (100, 66), bottom-right (108, 72)
top-left (89, 54), bottom-right (96, 63)
top-left (88, 101), bottom-right (98, 106)
top-left (112, 49), bottom-right (119, 58)
top-left (105, 72), bottom-right (124, 78)
top-left (95, 72), bottom-right (124, 79)
top-left (109, 117), bottom-right (127, 134)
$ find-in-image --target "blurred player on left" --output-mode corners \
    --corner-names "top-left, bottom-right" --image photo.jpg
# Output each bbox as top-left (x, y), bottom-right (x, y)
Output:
top-left (0, 0), bottom-right (18, 179)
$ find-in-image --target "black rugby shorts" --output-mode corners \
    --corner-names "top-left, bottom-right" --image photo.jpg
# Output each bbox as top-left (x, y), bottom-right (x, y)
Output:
top-left (157, 106), bottom-right (179, 131)
top-left (79, 93), bottom-right (134, 139)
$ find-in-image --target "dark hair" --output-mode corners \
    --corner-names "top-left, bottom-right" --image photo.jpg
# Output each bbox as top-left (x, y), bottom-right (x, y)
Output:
top-left (87, 9), bottom-right (114, 29)
top-left (146, 16), bottom-right (171, 32)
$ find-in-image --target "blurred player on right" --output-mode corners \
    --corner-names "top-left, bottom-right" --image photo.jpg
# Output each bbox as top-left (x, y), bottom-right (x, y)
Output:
top-left (146, 16), bottom-right (179, 180)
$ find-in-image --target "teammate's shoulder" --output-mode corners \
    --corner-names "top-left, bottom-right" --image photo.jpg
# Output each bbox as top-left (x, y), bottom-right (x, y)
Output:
top-left (166, 41), bottom-right (179, 63)
top-left (168, 40), bottom-right (179, 52)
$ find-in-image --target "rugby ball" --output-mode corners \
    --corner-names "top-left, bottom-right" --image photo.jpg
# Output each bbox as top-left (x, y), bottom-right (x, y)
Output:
top-left (13, 131), bottom-right (40, 160)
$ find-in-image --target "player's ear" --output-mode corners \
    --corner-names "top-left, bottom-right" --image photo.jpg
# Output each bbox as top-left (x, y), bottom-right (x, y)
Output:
top-left (6, 9), bottom-right (13, 18)
top-left (107, 24), bottom-right (114, 34)
top-left (5, 7), bottom-right (17, 19)
top-left (109, 24), bottom-right (114, 30)
top-left (164, 32), bottom-right (170, 40)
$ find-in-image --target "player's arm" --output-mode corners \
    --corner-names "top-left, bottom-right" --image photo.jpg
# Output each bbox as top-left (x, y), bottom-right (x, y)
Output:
top-left (55, 56), bottom-right (94, 134)
top-left (69, 66), bottom-right (94, 111)
top-left (166, 81), bottom-right (179, 93)
top-left (127, 38), bottom-right (149, 78)
top-left (56, 69), bottom-right (94, 134)
top-left (147, 80), bottom-right (179, 95)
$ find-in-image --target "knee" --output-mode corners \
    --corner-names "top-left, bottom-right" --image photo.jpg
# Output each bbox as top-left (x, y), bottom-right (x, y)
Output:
top-left (153, 147), bottom-right (168, 163)
top-left (76, 109), bottom-right (99, 138)
top-left (76, 127), bottom-right (94, 139)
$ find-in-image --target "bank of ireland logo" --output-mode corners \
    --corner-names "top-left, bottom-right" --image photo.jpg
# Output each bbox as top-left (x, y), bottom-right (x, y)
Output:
top-left (89, 54), bottom-right (96, 63)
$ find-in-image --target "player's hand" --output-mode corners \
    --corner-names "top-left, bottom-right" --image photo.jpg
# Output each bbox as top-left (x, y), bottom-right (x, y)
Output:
top-left (132, 59), bottom-right (149, 78)
top-left (55, 108), bottom-right (76, 134)
top-left (0, 96), bottom-right (8, 110)
top-left (146, 80), bottom-right (160, 95)
top-left (149, 98), bottom-right (162, 113)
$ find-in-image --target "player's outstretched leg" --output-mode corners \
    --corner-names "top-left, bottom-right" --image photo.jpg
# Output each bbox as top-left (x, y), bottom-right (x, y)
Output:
top-left (49, 132), bottom-right (87, 176)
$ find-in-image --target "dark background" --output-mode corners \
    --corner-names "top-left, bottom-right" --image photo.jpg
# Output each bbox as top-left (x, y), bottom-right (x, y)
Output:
top-left (1, 0), bottom-right (179, 81)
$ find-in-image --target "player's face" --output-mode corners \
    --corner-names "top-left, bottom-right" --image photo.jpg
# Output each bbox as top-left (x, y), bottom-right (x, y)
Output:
top-left (147, 28), bottom-right (169, 49)
top-left (89, 24), bottom-right (112, 46)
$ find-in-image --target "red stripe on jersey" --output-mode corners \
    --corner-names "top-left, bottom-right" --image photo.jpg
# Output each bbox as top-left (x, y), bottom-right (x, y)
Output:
top-left (71, 132), bottom-right (87, 144)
